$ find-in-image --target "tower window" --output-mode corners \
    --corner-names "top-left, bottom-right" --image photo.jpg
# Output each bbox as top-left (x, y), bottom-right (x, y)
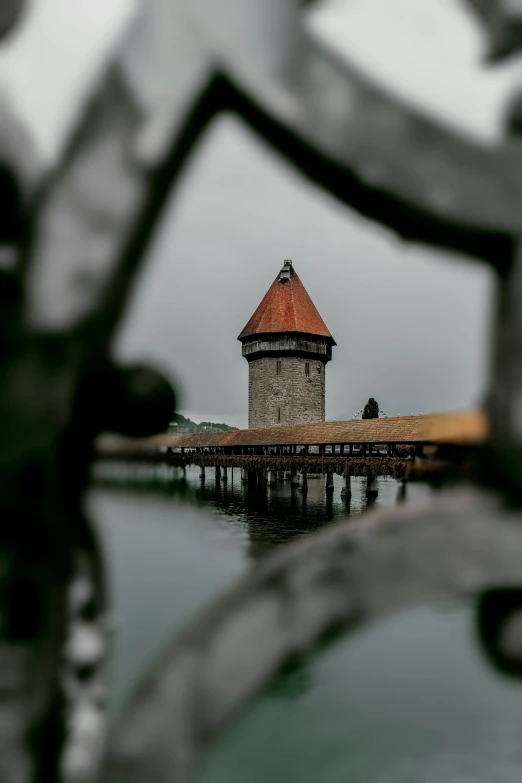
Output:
top-left (305, 362), bottom-right (310, 376)
top-left (276, 360), bottom-right (282, 375)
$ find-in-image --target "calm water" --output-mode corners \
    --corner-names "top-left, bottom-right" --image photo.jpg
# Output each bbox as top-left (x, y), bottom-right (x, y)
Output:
top-left (89, 464), bottom-right (522, 782)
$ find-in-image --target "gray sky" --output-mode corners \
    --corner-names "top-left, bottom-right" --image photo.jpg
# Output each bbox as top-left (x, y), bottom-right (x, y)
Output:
top-left (1, 0), bottom-right (520, 427)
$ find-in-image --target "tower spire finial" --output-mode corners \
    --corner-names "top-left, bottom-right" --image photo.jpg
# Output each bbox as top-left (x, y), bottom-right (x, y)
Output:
top-left (279, 259), bottom-right (293, 282)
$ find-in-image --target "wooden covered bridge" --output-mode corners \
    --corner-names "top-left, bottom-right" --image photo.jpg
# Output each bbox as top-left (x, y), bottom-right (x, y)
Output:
top-left (98, 410), bottom-right (487, 497)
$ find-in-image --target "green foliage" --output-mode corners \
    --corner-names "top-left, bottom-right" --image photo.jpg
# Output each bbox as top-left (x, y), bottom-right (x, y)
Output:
top-left (362, 398), bottom-right (379, 419)
top-left (172, 413), bottom-right (192, 426)
top-left (198, 421), bottom-right (238, 433)
top-left (169, 413), bottom-right (238, 433)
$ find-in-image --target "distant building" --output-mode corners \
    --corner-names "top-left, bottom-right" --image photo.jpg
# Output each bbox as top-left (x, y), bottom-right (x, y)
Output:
top-left (238, 260), bottom-right (336, 428)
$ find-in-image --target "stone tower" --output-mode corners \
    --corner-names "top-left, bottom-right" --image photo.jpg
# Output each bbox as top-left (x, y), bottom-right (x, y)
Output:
top-left (238, 260), bottom-right (336, 428)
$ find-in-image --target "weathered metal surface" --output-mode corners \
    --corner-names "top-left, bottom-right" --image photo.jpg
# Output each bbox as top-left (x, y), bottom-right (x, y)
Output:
top-left (60, 525), bottom-right (110, 783)
top-left (466, 0), bottom-right (522, 60)
top-left (2, 0), bottom-right (522, 780)
top-left (0, 0), bottom-right (25, 42)
top-left (19, 0), bottom-right (522, 339)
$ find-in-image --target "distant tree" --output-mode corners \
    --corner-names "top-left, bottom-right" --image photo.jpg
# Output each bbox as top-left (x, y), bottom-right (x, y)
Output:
top-left (168, 413), bottom-right (238, 433)
top-left (172, 412), bottom-right (193, 426)
top-left (362, 398), bottom-right (379, 419)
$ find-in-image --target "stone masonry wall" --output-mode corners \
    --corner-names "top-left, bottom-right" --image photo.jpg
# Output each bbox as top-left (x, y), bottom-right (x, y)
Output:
top-left (248, 355), bottom-right (326, 428)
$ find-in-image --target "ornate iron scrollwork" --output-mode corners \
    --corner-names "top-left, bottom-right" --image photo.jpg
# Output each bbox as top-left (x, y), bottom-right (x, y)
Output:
top-left (3, 0), bottom-right (522, 780)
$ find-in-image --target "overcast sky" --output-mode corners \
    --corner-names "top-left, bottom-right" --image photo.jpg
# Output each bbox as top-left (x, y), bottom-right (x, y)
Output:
top-left (1, 0), bottom-right (521, 427)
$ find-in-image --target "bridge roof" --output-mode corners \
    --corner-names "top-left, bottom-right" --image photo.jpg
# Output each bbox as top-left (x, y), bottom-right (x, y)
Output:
top-left (99, 411), bottom-right (487, 453)
top-left (238, 261), bottom-right (335, 343)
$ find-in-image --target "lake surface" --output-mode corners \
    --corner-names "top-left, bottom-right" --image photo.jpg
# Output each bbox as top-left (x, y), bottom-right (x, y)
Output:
top-left (89, 464), bottom-right (522, 782)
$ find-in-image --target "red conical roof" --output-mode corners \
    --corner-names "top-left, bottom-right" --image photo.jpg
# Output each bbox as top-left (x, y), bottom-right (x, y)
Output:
top-left (238, 261), bottom-right (335, 344)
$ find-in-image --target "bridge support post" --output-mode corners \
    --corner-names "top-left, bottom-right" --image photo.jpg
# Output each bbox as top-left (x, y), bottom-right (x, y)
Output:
top-left (291, 468), bottom-right (299, 486)
top-left (215, 465), bottom-right (221, 482)
top-left (221, 467), bottom-right (228, 482)
top-left (199, 465), bottom-right (205, 481)
top-left (341, 474), bottom-right (351, 497)
top-left (241, 467), bottom-right (249, 483)
top-left (300, 472), bottom-right (308, 492)
top-left (397, 479), bottom-right (407, 504)
top-left (325, 472), bottom-right (334, 491)
top-left (267, 469), bottom-right (276, 486)
top-left (366, 474), bottom-right (378, 497)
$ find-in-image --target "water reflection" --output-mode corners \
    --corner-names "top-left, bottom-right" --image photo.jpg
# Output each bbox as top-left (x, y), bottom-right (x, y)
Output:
top-left (89, 466), bottom-right (522, 783)
top-left (93, 462), bottom-right (433, 561)
top-left (199, 600), bottom-right (522, 783)
top-left (91, 463), bottom-right (433, 714)
top-left (269, 659), bottom-right (313, 701)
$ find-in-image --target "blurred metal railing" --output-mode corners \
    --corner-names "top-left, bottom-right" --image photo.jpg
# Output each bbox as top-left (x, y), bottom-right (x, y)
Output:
top-left (3, 1), bottom-right (522, 781)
